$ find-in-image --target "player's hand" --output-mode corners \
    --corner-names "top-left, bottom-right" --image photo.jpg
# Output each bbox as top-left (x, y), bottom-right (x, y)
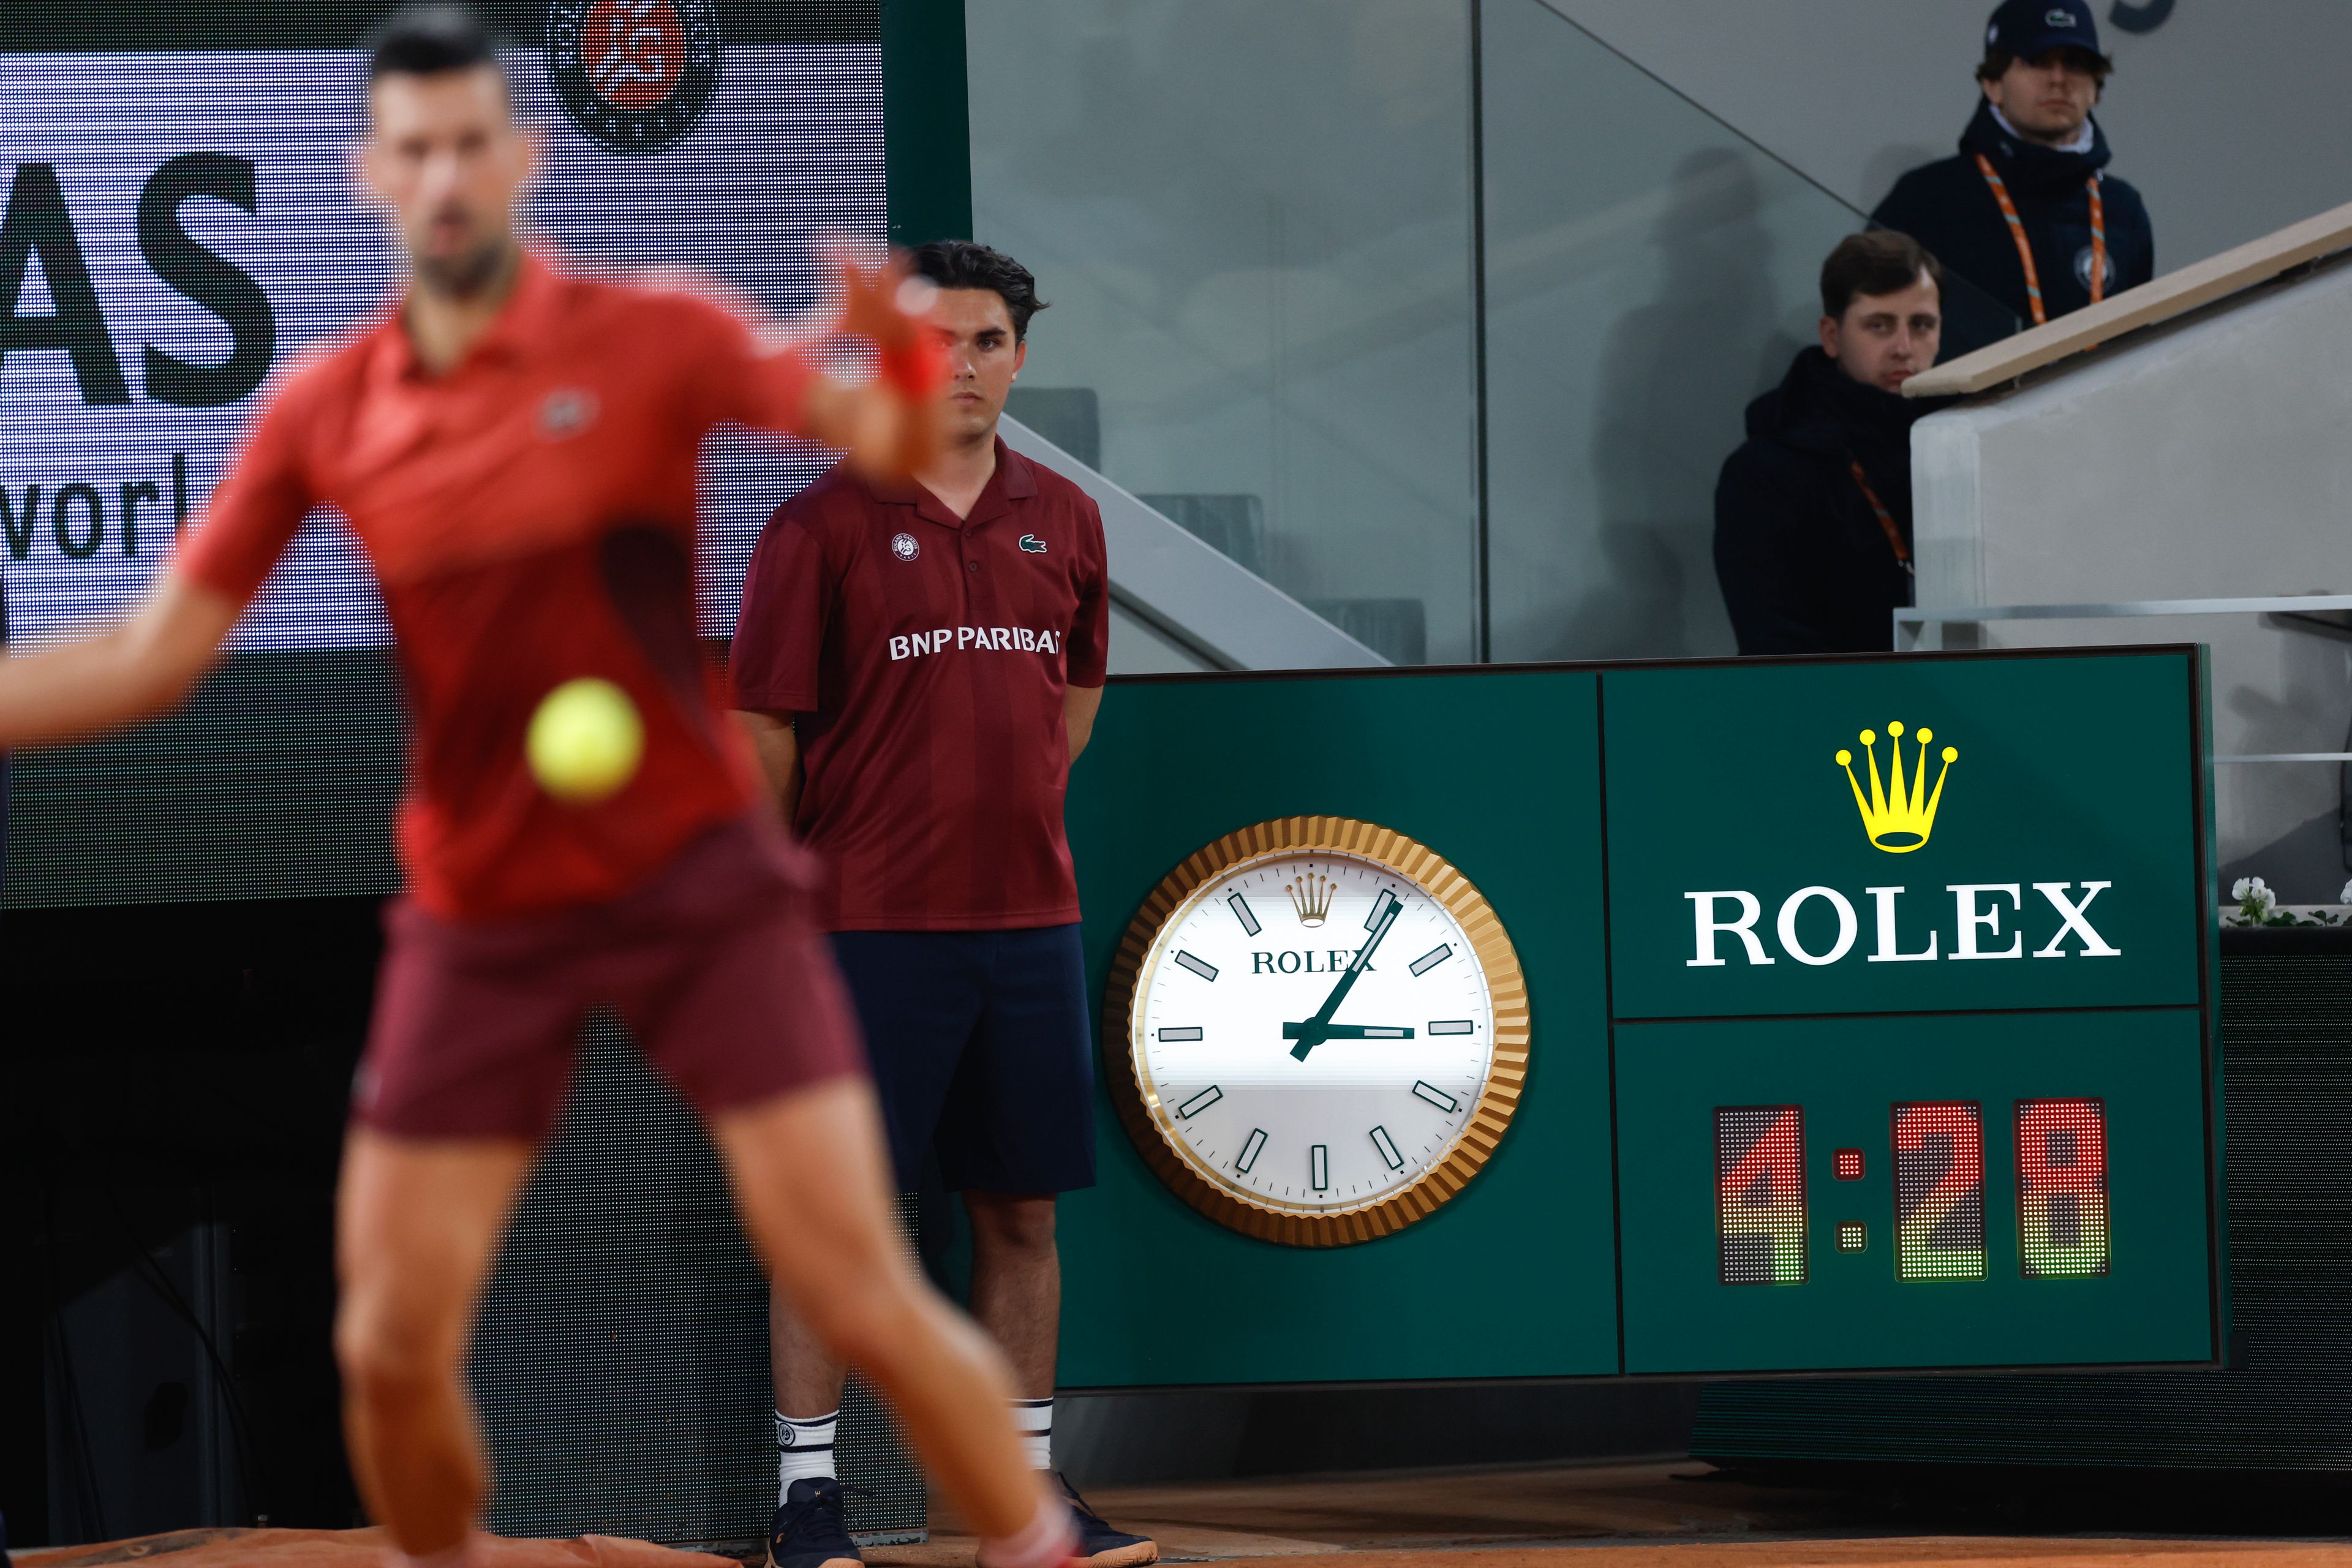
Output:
top-left (831, 247), bottom-right (933, 358)
top-left (823, 247), bottom-right (946, 479)
top-left (826, 379), bottom-right (940, 483)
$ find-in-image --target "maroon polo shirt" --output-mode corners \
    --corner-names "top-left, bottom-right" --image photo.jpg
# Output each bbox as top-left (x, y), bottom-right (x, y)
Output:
top-left (729, 437), bottom-right (1109, 930)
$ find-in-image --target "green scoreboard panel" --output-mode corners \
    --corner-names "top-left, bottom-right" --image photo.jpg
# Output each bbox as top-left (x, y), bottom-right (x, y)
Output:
top-left (1058, 648), bottom-right (2222, 1385)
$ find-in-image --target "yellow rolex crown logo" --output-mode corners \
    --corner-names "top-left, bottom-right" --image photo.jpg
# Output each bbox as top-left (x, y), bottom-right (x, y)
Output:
top-left (1286, 872), bottom-right (1335, 927)
top-left (1836, 720), bottom-right (1958, 854)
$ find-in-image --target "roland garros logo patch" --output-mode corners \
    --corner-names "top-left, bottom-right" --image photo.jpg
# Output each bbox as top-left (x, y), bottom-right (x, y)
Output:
top-left (546, 0), bottom-right (722, 156)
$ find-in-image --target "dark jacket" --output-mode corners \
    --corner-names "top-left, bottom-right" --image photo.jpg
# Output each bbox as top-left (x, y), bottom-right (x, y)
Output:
top-left (1874, 100), bottom-right (2153, 350)
top-left (1714, 347), bottom-right (1934, 655)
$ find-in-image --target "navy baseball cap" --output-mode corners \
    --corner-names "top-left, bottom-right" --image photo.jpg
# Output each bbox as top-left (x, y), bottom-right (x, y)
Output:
top-left (1986, 0), bottom-right (2106, 62)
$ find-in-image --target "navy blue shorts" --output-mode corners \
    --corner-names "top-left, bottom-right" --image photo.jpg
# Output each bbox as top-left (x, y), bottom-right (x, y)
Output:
top-left (829, 924), bottom-right (1096, 1194)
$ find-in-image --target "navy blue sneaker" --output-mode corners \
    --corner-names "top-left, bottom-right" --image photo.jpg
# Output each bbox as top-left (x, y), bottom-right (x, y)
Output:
top-left (1054, 1472), bottom-right (1158, 1568)
top-left (769, 1477), bottom-right (864, 1568)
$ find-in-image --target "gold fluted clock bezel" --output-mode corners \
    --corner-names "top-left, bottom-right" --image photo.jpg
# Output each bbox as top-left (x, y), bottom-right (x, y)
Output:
top-left (1102, 815), bottom-right (1531, 1247)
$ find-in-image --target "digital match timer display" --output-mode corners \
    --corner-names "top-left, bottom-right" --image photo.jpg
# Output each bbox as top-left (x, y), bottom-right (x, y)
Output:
top-left (1717, 1097), bottom-right (2112, 1283)
top-left (1715, 1107), bottom-right (1807, 1286)
top-left (1894, 1102), bottom-right (1986, 1281)
top-left (2019, 1099), bottom-right (2112, 1278)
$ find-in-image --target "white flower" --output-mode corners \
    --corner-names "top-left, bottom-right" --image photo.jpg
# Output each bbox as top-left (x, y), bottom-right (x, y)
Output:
top-left (2232, 877), bottom-right (2252, 900)
top-left (2252, 884), bottom-right (2278, 916)
top-left (2339, 878), bottom-right (2352, 906)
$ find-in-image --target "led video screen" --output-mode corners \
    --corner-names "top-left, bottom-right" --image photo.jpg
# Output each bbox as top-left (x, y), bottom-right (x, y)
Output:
top-left (1, 4), bottom-right (881, 905)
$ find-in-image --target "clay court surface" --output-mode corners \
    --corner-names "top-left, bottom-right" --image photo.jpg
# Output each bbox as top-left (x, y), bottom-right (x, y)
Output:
top-left (21, 1462), bottom-right (2351, 1568)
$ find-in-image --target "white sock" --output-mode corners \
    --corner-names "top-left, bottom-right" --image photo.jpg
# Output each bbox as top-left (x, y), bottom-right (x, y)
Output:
top-left (976, 1495), bottom-right (1077, 1568)
top-left (777, 1409), bottom-right (839, 1496)
top-left (1010, 1395), bottom-right (1054, 1470)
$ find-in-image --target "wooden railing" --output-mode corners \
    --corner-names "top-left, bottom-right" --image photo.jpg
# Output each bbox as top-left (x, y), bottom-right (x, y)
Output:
top-left (1904, 198), bottom-right (2352, 398)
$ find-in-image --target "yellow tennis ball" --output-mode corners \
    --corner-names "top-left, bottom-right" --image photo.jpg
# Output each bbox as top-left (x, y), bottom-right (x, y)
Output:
top-left (527, 678), bottom-right (644, 803)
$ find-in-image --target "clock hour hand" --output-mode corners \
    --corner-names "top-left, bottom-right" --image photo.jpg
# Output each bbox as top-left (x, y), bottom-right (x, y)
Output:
top-left (1281, 1023), bottom-right (1416, 1040)
top-left (1288, 899), bottom-right (1403, 1061)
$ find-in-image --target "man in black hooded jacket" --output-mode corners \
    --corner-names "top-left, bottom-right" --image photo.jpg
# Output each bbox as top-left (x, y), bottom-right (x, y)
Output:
top-left (1715, 232), bottom-right (1947, 655)
top-left (1873, 0), bottom-right (2151, 353)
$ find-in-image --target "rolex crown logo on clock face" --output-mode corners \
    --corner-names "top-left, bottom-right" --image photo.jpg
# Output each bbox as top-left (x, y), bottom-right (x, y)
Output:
top-left (1103, 817), bottom-right (1530, 1246)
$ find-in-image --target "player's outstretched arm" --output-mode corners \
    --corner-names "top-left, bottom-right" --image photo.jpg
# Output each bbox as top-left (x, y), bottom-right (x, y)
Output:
top-left (800, 374), bottom-right (938, 484)
top-left (800, 252), bottom-right (946, 481)
top-left (705, 251), bottom-right (944, 479)
top-left (0, 576), bottom-right (239, 748)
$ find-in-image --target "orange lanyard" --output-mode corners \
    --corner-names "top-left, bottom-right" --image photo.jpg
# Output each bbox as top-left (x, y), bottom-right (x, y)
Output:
top-left (1975, 153), bottom-right (2104, 326)
top-left (1849, 458), bottom-right (1913, 578)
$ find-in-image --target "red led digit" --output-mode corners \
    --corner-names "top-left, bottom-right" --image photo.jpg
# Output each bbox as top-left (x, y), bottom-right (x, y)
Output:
top-left (1716, 1106), bottom-right (1807, 1285)
top-left (1833, 1148), bottom-right (1864, 1181)
top-left (1893, 1102), bottom-right (1987, 1280)
top-left (2018, 1098), bottom-right (2109, 1277)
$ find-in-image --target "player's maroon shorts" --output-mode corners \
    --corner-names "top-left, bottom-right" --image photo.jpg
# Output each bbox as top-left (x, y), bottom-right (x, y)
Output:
top-left (353, 815), bottom-right (866, 1139)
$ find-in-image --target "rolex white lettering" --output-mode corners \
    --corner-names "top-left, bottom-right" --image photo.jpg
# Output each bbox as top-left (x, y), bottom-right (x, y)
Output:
top-left (1680, 880), bottom-right (2119, 966)
top-left (1950, 883), bottom-right (2024, 959)
top-left (1687, 891), bottom-right (1773, 967)
top-left (2033, 880), bottom-right (2122, 957)
top-left (1775, 886), bottom-right (1858, 967)
top-left (1866, 886), bottom-right (1939, 962)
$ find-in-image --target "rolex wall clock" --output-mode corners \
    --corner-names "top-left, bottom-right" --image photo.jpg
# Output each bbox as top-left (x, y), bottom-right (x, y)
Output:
top-left (1102, 816), bottom-right (1531, 1246)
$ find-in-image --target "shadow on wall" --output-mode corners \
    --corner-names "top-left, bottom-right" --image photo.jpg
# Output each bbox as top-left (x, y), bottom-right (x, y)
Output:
top-left (1543, 149), bottom-right (1789, 663)
top-left (1057, 1381), bottom-right (1703, 1490)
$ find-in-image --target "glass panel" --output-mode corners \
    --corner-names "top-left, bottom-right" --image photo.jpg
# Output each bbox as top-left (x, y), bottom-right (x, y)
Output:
top-left (1715, 1105), bottom-right (1807, 1284)
top-left (967, 1), bottom-right (1479, 665)
top-left (1479, 0), bottom-right (2018, 663)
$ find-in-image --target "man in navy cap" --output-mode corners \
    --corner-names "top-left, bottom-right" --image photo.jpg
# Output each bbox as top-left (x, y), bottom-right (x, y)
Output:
top-left (1873, 0), bottom-right (2153, 354)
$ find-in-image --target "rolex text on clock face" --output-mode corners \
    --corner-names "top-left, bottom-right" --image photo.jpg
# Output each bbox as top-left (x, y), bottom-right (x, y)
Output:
top-left (1132, 849), bottom-right (1498, 1216)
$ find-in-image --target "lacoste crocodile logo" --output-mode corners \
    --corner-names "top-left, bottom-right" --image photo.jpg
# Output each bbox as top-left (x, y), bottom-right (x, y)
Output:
top-left (1019, 534), bottom-right (1049, 554)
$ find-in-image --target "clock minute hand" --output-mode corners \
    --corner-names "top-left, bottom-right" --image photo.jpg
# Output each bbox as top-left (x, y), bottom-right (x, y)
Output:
top-left (1281, 1023), bottom-right (1416, 1040)
top-left (1288, 899), bottom-right (1402, 1061)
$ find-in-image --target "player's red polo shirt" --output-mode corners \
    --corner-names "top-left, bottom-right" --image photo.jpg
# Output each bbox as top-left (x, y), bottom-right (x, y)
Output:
top-left (173, 252), bottom-right (818, 922)
top-left (729, 440), bottom-right (1109, 930)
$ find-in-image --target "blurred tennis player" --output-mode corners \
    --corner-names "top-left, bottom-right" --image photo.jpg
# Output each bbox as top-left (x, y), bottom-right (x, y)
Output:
top-left (0, 9), bottom-right (1072, 1568)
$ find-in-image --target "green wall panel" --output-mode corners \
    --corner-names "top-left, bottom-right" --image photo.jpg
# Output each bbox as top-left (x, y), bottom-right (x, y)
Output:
top-left (882, 0), bottom-right (973, 244)
top-left (1058, 671), bottom-right (1616, 1385)
top-left (1615, 1009), bottom-right (2215, 1373)
top-left (1603, 653), bottom-right (2204, 1019)
top-left (1057, 651), bottom-right (2220, 1387)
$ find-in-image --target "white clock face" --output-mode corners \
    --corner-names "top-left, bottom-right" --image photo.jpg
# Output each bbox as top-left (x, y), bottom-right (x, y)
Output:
top-left (1129, 849), bottom-right (1498, 1216)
